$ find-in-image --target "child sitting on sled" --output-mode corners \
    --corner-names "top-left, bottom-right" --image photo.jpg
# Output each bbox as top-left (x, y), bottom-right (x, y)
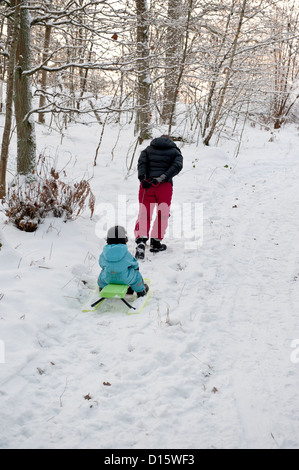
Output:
top-left (97, 225), bottom-right (149, 297)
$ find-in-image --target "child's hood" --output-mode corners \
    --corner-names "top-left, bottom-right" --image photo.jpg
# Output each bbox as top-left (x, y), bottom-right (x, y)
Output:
top-left (102, 244), bottom-right (128, 262)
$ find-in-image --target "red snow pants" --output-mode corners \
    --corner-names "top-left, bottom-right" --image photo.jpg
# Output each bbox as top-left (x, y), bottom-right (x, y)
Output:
top-left (134, 182), bottom-right (173, 240)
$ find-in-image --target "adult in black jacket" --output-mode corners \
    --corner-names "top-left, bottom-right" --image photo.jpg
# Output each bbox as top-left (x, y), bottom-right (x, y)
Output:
top-left (134, 135), bottom-right (183, 259)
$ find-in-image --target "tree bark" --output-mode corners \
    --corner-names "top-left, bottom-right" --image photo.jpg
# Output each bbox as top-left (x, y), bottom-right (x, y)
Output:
top-left (166, 0), bottom-right (193, 134)
top-left (161, 0), bottom-right (182, 126)
top-left (134, 0), bottom-right (152, 143)
top-left (38, 23), bottom-right (52, 123)
top-left (0, 1), bottom-right (20, 199)
top-left (14, 0), bottom-right (36, 176)
top-left (203, 0), bottom-right (247, 146)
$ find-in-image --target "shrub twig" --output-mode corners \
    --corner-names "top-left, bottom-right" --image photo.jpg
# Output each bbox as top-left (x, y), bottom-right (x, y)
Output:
top-left (3, 155), bottom-right (95, 232)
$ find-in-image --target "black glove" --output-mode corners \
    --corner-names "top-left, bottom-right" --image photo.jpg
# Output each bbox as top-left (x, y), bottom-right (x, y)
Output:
top-left (149, 174), bottom-right (167, 186)
top-left (141, 179), bottom-right (152, 189)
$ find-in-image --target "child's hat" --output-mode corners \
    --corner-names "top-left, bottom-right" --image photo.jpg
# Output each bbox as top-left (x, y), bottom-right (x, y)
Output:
top-left (107, 225), bottom-right (128, 244)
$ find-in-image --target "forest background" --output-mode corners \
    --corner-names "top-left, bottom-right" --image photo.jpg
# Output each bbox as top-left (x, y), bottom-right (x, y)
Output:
top-left (0, 0), bottom-right (298, 210)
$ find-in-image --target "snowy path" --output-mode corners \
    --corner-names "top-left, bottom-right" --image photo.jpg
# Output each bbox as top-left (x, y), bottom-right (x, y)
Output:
top-left (195, 160), bottom-right (299, 448)
top-left (1, 128), bottom-right (299, 449)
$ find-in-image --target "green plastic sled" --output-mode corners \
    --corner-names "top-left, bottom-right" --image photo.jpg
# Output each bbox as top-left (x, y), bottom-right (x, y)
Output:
top-left (91, 284), bottom-right (135, 310)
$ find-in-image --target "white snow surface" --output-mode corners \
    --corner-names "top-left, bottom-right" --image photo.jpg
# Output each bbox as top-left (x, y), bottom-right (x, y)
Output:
top-left (1, 118), bottom-right (299, 449)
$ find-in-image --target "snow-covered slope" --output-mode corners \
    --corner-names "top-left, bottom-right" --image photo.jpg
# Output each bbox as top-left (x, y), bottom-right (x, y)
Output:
top-left (0, 120), bottom-right (299, 449)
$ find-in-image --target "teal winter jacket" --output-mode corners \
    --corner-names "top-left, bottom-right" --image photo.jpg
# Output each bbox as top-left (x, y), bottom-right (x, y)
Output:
top-left (97, 244), bottom-right (144, 292)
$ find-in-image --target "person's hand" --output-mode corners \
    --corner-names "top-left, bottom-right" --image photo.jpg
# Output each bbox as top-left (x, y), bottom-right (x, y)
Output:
top-left (141, 179), bottom-right (152, 189)
top-left (149, 174), bottom-right (167, 186)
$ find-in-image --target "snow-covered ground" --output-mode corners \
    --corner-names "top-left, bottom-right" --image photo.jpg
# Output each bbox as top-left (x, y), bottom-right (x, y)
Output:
top-left (1, 116), bottom-right (299, 449)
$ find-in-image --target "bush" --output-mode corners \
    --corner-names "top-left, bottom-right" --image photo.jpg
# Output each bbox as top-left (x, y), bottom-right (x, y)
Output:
top-left (3, 156), bottom-right (95, 232)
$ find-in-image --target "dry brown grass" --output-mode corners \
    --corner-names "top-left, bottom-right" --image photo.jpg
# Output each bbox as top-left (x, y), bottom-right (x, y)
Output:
top-left (3, 155), bottom-right (95, 232)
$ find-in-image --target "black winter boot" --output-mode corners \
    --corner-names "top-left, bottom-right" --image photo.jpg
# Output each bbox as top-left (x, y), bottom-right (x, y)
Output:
top-left (137, 283), bottom-right (149, 298)
top-left (150, 238), bottom-right (167, 253)
top-left (135, 237), bottom-right (148, 260)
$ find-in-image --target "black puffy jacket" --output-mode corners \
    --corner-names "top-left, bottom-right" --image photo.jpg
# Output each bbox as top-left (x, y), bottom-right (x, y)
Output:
top-left (137, 137), bottom-right (183, 185)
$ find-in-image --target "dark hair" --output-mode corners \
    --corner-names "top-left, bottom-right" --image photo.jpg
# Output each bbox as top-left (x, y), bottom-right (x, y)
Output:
top-left (106, 225), bottom-right (128, 245)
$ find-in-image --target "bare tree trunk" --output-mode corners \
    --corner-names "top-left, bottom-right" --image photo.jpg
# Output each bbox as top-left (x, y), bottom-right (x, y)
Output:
top-left (134, 0), bottom-right (152, 143)
top-left (270, 0), bottom-right (299, 129)
top-left (201, 8), bottom-right (234, 139)
top-left (76, 0), bottom-right (86, 110)
top-left (14, 0), bottom-right (36, 176)
top-left (166, 0), bottom-right (193, 135)
top-left (0, 1), bottom-right (20, 199)
top-left (203, 0), bottom-right (247, 146)
top-left (161, 0), bottom-right (182, 125)
top-left (38, 23), bottom-right (52, 123)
